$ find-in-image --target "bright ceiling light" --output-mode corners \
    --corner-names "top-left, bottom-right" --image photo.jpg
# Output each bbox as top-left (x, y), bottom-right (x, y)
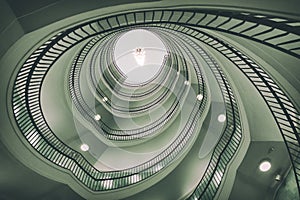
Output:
top-left (133, 47), bottom-right (145, 66)
top-left (102, 97), bottom-right (108, 102)
top-left (80, 144), bottom-right (89, 152)
top-left (259, 160), bottom-right (271, 172)
top-left (197, 94), bottom-right (203, 101)
top-left (94, 114), bottom-right (101, 121)
top-left (218, 114), bottom-right (226, 122)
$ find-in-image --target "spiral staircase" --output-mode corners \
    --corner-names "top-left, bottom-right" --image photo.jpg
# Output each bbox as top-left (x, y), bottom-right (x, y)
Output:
top-left (0, 0), bottom-right (299, 199)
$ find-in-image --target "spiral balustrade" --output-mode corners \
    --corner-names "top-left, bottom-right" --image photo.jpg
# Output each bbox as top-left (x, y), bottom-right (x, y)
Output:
top-left (10, 7), bottom-right (300, 199)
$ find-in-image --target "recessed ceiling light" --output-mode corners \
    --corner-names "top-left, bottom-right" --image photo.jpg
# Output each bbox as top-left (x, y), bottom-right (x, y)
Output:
top-left (218, 114), bottom-right (226, 122)
top-left (196, 94), bottom-right (203, 101)
top-left (80, 144), bottom-right (89, 152)
top-left (259, 160), bottom-right (271, 172)
top-left (94, 114), bottom-right (101, 121)
top-left (102, 97), bottom-right (108, 102)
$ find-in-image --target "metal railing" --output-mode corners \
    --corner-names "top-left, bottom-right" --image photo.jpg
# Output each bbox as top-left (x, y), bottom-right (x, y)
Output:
top-left (89, 34), bottom-right (181, 113)
top-left (11, 8), bottom-right (299, 195)
top-left (153, 21), bottom-right (300, 197)
top-left (154, 27), bottom-right (242, 199)
top-left (69, 28), bottom-right (189, 140)
top-left (12, 11), bottom-right (208, 190)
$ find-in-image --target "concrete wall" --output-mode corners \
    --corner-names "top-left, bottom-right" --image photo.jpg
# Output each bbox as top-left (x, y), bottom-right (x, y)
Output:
top-left (0, 0), bottom-right (24, 58)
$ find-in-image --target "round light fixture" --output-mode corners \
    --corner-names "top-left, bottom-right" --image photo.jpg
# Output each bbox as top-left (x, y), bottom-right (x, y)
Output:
top-left (102, 97), bottom-right (108, 102)
top-left (80, 144), bottom-right (89, 152)
top-left (197, 94), bottom-right (203, 101)
top-left (259, 160), bottom-right (271, 172)
top-left (94, 114), bottom-right (101, 121)
top-left (217, 114), bottom-right (226, 122)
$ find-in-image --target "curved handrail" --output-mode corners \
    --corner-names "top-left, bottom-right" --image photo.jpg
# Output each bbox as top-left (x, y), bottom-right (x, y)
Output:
top-left (154, 28), bottom-right (242, 199)
top-left (69, 28), bottom-right (189, 140)
top-left (90, 37), bottom-right (180, 112)
top-left (156, 22), bottom-right (300, 198)
top-left (11, 8), bottom-right (300, 194)
top-left (12, 20), bottom-right (208, 192)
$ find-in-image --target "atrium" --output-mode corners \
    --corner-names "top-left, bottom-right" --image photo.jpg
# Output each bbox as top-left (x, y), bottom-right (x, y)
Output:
top-left (0, 0), bottom-right (299, 199)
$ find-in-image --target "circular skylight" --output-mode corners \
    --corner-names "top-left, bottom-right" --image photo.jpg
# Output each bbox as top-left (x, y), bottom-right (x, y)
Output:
top-left (114, 29), bottom-right (167, 84)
